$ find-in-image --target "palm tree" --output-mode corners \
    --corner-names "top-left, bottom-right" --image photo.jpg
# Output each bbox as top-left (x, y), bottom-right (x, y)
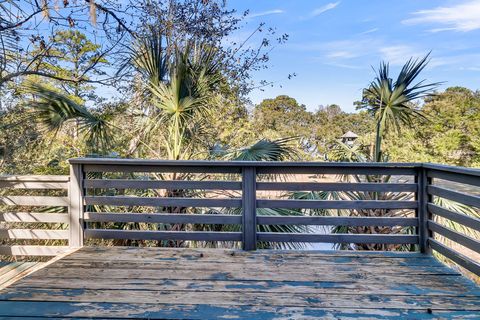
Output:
top-left (360, 53), bottom-right (441, 162)
top-left (129, 29), bottom-right (222, 160)
top-left (23, 82), bottom-right (112, 154)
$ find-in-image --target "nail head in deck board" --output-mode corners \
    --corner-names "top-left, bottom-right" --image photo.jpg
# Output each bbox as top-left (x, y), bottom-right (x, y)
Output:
top-left (256, 216), bottom-right (418, 226)
top-left (85, 179), bottom-right (243, 190)
top-left (256, 199), bottom-right (418, 209)
top-left (428, 203), bottom-right (480, 232)
top-left (84, 212), bottom-right (242, 224)
top-left (84, 196), bottom-right (242, 208)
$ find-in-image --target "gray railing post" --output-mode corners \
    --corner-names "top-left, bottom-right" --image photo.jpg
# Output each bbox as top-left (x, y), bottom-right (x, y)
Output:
top-left (242, 166), bottom-right (257, 250)
top-left (417, 166), bottom-right (432, 254)
top-left (69, 163), bottom-right (84, 248)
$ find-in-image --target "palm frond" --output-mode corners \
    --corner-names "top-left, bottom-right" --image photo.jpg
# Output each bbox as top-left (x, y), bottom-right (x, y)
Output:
top-left (228, 138), bottom-right (298, 161)
top-left (23, 82), bottom-right (112, 153)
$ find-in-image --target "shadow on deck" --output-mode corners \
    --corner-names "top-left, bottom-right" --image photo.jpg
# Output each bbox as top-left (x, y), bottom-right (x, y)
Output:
top-left (0, 247), bottom-right (479, 319)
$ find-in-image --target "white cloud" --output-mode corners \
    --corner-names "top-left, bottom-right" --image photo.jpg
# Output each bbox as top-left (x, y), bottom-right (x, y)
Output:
top-left (299, 1), bottom-right (340, 20)
top-left (318, 39), bottom-right (428, 66)
top-left (247, 9), bottom-right (284, 19)
top-left (403, 1), bottom-right (480, 32)
top-left (379, 45), bottom-right (425, 65)
top-left (321, 38), bottom-right (382, 60)
top-left (311, 2), bottom-right (341, 17)
top-left (358, 28), bottom-right (379, 35)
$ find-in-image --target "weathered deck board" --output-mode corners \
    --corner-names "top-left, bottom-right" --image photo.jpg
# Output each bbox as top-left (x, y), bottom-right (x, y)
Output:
top-left (1, 247), bottom-right (479, 319)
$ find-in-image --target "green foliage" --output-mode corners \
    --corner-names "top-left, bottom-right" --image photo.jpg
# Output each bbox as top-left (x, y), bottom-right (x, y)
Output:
top-left (384, 87), bottom-right (480, 166)
top-left (23, 83), bottom-right (113, 154)
top-left (359, 54), bottom-right (440, 161)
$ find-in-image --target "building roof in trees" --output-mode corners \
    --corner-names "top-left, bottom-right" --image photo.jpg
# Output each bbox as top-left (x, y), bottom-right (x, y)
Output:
top-left (341, 131), bottom-right (359, 139)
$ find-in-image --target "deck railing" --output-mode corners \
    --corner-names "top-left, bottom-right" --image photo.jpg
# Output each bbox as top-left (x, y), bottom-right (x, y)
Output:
top-left (0, 175), bottom-right (70, 256)
top-left (0, 159), bottom-right (479, 276)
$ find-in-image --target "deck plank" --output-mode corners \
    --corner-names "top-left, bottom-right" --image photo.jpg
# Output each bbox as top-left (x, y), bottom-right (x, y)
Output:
top-left (0, 302), bottom-right (478, 319)
top-left (1, 246), bottom-right (479, 319)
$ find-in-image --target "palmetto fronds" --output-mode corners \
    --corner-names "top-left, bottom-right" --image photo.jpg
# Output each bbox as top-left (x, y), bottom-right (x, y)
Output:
top-left (23, 82), bottom-right (112, 153)
top-left (226, 138), bottom-right (297, 161)
top-left (361, 53), bottom-right (441, 161)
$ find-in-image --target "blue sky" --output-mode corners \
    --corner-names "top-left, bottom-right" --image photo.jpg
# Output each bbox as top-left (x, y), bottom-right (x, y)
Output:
top-left (227, 0), bottom-right (480, 112)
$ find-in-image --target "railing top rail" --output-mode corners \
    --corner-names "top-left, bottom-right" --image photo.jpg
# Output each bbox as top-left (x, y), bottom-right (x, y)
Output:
top-left (0, 175), bottom-right (70, 182)
top-left (422, 163), bottom-right (480, 177)
top-left (69, 158), bottom-right (421, 168)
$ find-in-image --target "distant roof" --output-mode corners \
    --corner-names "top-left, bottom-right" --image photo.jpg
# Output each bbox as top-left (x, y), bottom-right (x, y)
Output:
top-left (341, 131), bottom-right (359, 138)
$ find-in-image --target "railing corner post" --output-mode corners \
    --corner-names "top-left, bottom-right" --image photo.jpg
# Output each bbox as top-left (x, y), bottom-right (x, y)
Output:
top-left (417, 166), bottom-right (432, 254)
top-left (69, 163), bottom-right (84, 248)
top-left (242, 166), bottom-right (257, 250)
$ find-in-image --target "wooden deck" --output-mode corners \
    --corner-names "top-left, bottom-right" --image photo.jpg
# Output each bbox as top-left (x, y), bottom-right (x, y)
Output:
top-left (0, 247), bottom-right (479, 319)
top-left (0, 261), bottom-right (44, 290)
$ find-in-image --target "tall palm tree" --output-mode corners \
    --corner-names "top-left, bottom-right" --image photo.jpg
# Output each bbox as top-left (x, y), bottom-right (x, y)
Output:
top-left (127, 28), bottom-right (223, 160)
top-left (360, 54), bottom-right (441, 162)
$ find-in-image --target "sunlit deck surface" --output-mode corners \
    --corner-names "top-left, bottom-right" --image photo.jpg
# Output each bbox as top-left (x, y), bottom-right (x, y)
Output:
top-left (0, 248), bottom-right (479, 319)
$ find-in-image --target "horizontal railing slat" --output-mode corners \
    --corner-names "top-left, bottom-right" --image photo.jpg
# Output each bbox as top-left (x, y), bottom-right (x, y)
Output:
top-left (0, 229), bottom-right (69, 240)
top-left (256, 182), bottom-right (417, 192)
top-left (0, 196), bottom-right (69, 206)
top-left (429, 239), bottom-right (480, 276)
top-left (256, 167), bottom-right (417, 175)
top-left (427, 186), bottom-right (480, 208)
top-left (0, 181), bottom-right (68, 189)
top-left (0, 212), bottom-right (69, 223)
top-left (0, 175), bottom-right (69, 182)
top-left (428, 203), bottom-right (480, 232)
top-left (84, 212), bottom-right (241, 224)
top-left (427, 169), bottom-right (480, 188)
top-left (428, 220), bottom-right (480, 254)
top-left (0, 245), bottom-right (69, 256)
top-left (84, 196), bottom-right (242, 208)
top-left (257, 233), bottom-right (418, 244)
top-left (423, 163), bottom-right (480, 178)
top-left (85, 229), bottom-right (242, 241)
top-left (83, 164), bottom-right (241, 174)
top-left (256, 216), bottom-right (418, 227)
top-left (85, 179), bottom-right (242, 190)
top-left (256, 200), bottom-right (417, 209)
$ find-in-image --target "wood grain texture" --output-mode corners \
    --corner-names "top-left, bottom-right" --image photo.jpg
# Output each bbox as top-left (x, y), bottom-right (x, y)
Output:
top-left (84, 212), bottom-right (241, 224)
top-left (84, 196), bottom-right (242, 208)
top-left (0, 212), bottom-right (69, 223)
top-left (85, 179), bottom-right (242, 190)
top-left (0, 229), bottom-right (68, 240)
top-left (0, 196), bottom-right (69, 206)
top-left (1, 246), bottom-right (479, 319)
